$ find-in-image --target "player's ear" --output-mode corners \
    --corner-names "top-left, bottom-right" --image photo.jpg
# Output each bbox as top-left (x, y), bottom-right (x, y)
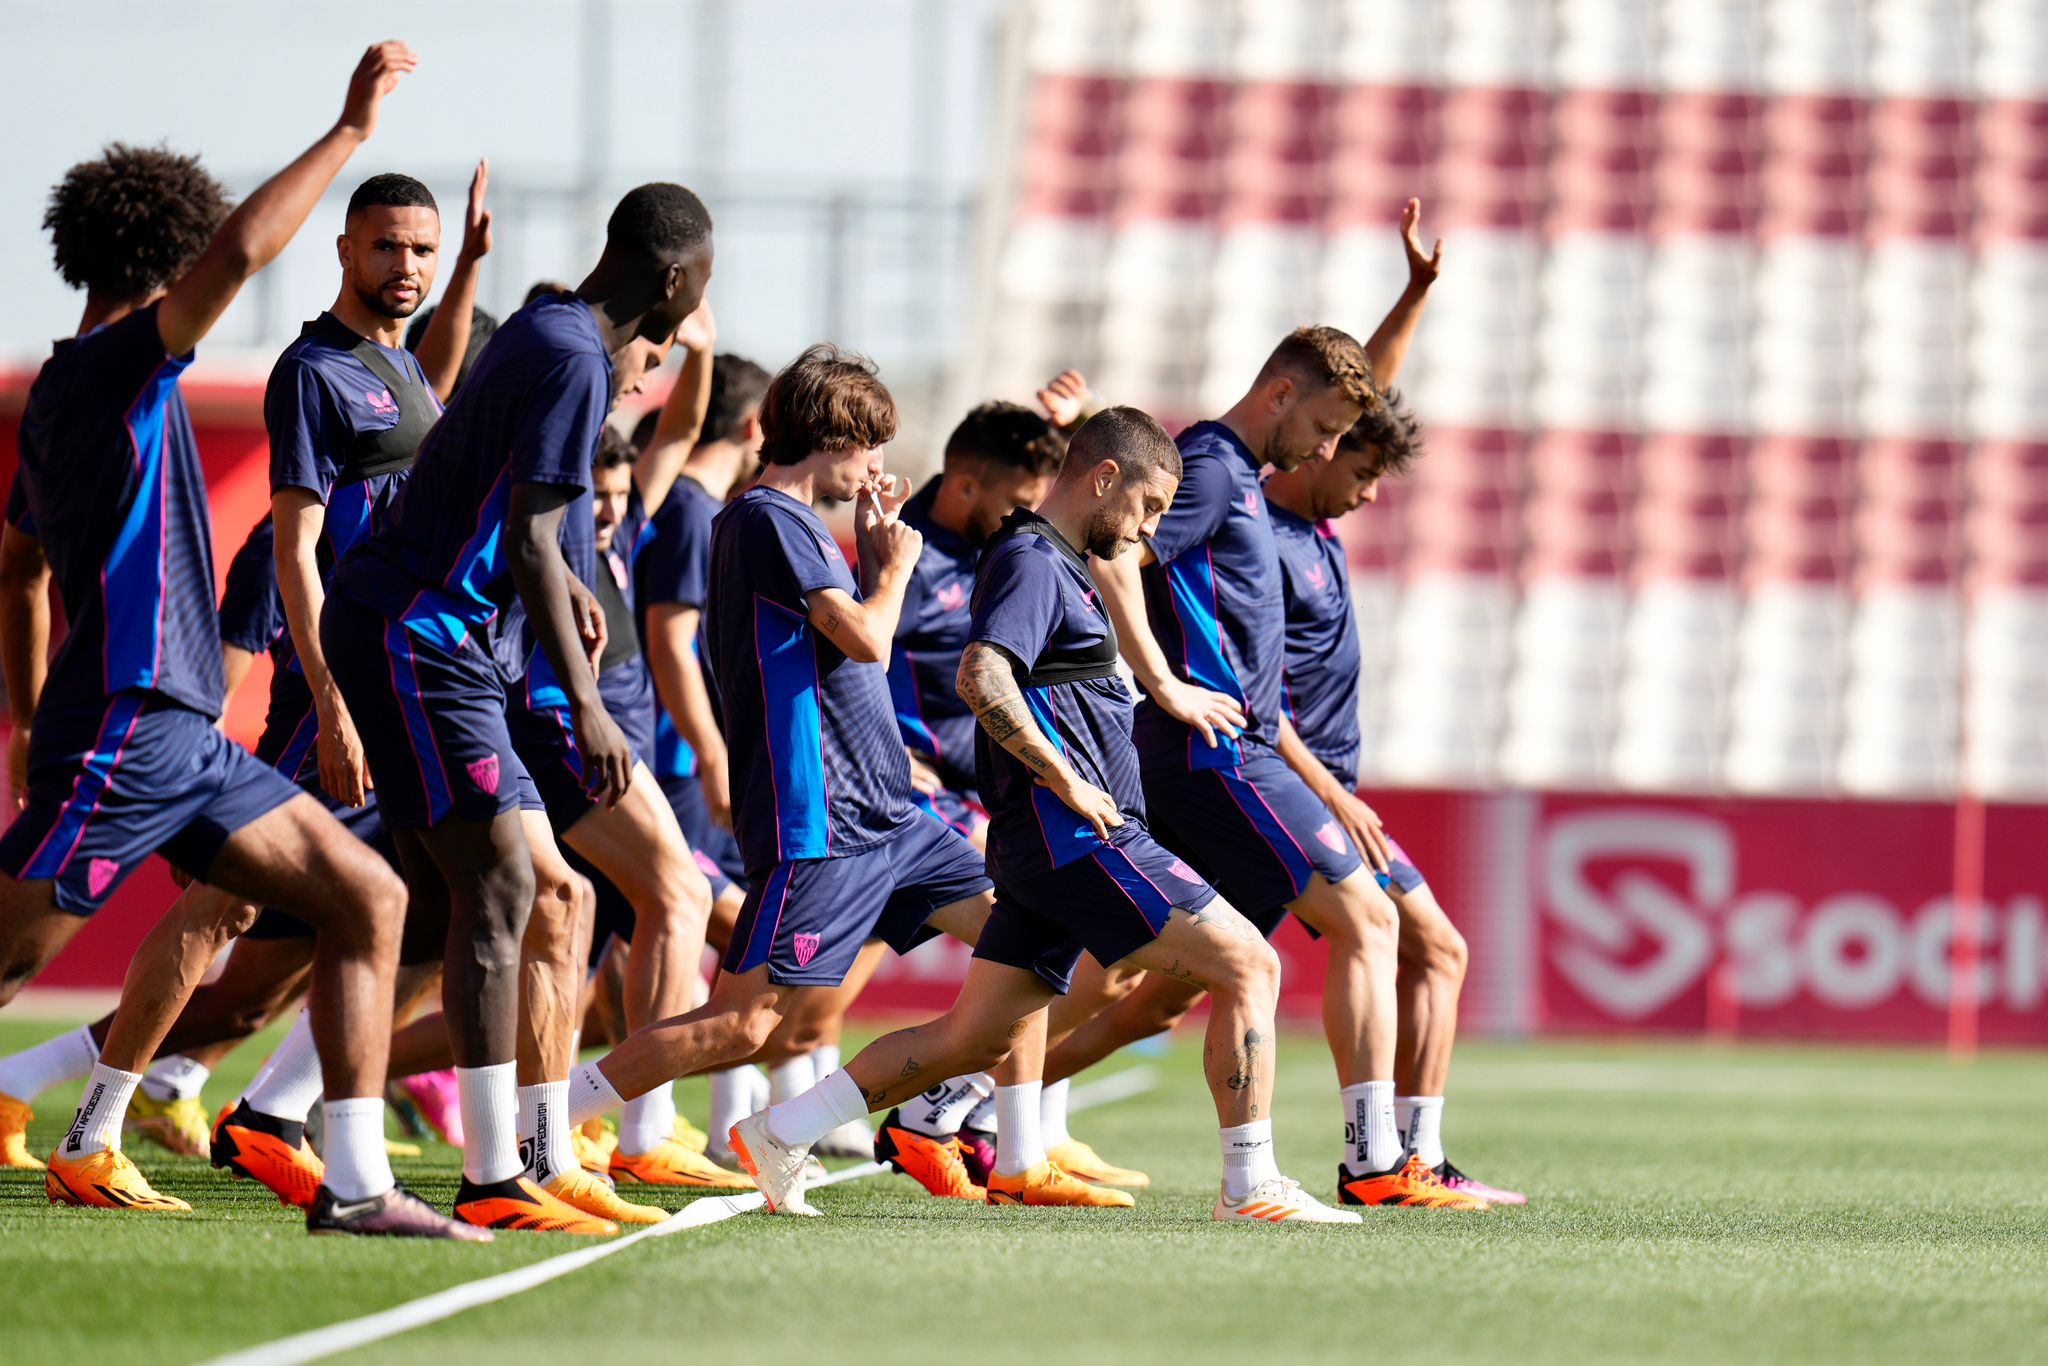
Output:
top-left (335, 233), bottom-right (350, 268)
top-left (1268, 374), bottom-right (1295, 413)
top-left (662, 259), bottom-right (684, 301)
top-left (1094, 458), bottom-right (1118, 497)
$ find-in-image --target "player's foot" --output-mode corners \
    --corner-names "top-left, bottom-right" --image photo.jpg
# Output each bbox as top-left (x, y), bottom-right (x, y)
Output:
top-left (611, 1138), bottom-right (753, 1189)
top-left (1213, 1177), bottom-right (1361, 1225)
top-left (728, 1113), bottom-right (819, 1216)
top-left (573, 1117), bottom-right (617, 1177)
top-left (1, 1091), bottom-right (45, 1169)
top-left (1434, 1158), bottom-right (1525, 1206)
top-left (125, 1092), bottom-right (212, 1159)
top-left (399, 1069), bottom-right (465, 1147)
top-left (672, 1113), bottom-right (710, 1155)
top-left (452, 1175), bottom-right (619, 1234)
top-left (1047, 1138), bottom-right (1151, 1189)
top-left (874, 1111), bottom-right (985, 1200)
top-left (956, 1125), bottom-right (996, 1187)
top-left (813, 1117), bottom-right (875, 1161)
top-left (545, 1166), bottom-right (669, 1224)
top-left (986, 1162), bottom-right (1135, 1208)
top-left (307, 1184), bottom-right (494, 1240)
top-left (211, 1100), bottom-right (325, 1209)
top-left (1337, 1155), bottom-right (1491, 1210)
top-left (45, 1148), bottom-right (190, 1211)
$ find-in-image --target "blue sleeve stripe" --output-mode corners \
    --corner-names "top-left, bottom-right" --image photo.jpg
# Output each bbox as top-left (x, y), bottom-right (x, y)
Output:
top-left (103, 365), bottom-right (181, 692)
top-left (1162, 547), bottom-right (1244, 769)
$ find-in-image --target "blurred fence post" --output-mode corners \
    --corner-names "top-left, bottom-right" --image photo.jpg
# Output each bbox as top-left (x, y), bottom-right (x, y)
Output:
top-left (1947, 793), bottom-right (1985, 1058)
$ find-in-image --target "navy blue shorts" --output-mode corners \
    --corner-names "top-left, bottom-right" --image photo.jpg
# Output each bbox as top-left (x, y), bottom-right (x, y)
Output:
top-left (973, 824), bottom-right (1216, 994)
top-left (662, 771), bottom-right (745, 890)
top-left (505, 689), bottom-right (600, 836)
top-left (912, 785), bottom-right (988, 842)
top-left (0, 696), bottom-right (300, 914)
top-left (1243, 832), bottom-right (1427, 938)
top-left (254, 664), bottom-right (321, 786)
top-left (1143, 749), bottom-right (1365, 922)
top-left (323, 593), bottom-right (533, 832)
top-left (724, 815), bottom-right (990, 987)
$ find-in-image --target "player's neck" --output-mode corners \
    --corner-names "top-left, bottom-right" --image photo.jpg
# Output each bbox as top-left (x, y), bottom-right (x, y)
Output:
top-left (77, 291), bottom-right (153, 337)
top-left (1262, 471), bottom-right (1315, 523)
top-left (683, 439), bottom-right (747, 501)
top-left (1036, 485), bottom-right (1094, 555)
top-left (328, 288), bottom-right (406, 348)
top-left (1210, 402), bottom-right (1269, 467)
top-left (755, 461), bottom-right (818, 507)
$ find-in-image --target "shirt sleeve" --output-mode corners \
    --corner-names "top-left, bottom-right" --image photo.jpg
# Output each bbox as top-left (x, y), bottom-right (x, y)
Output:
top-left (1145, 448), bottom-right (1234, 564)
top-left (968, 542), bottom-right (1061, 670)
top-left (508, 354), bottom-right (608, 492)
top-left (754, 504), bottom-right (845, 611)
top-left (217, 518), bottom-right (284, 653)
top-left (265, 356), bottom-right (340, 500)
top-left (637, 494), bottom-right (713, 611)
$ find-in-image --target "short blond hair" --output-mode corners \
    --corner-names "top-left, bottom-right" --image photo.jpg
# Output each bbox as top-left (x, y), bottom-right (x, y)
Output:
top-left (1255, 325), bottom-right (1380, 409)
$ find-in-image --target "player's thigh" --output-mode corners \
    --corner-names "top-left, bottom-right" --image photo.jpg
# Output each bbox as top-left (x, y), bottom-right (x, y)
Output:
top-left (1391, 882), bottom-right (1465, 971)
top-left (0, 876), bottom-right (86, 998)
top-left (924, 889), bottom-right (995, 946)
top-left (1288, 868), bottom-right (1399, 947)
top-left (938, 957), bottom-right (1060, 1039)
top-left (203, 792), bottom-right (403, 931)
top-left (413, 809), bottom-right (535, 911)
top-left (563, 764), bottom-right (710, 918)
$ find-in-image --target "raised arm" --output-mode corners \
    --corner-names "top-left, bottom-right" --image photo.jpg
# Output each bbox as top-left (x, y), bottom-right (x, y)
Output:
top-left (0, 523), bottom-right (51, 807)
top-left (412, 157), bottom-right (491, 401)
top-left (633, 300), bottom-right (716, 515)
top-left (1361, 197), bottom-right (1443, 390)
top-left (1089, 545), bottom-right (1246, 750)
top-left (806, 490), bottom-right (921, 664)
top-left (158, 42), bottom-right (415, 358)
top-left (272, 488), bottom-right (372, 805)
top-left (957, 641), bottom-right (1122, 840)
top-left (644, 602), bottom-right (730, 828)
top-left (507, 483), bottom-right (631, 806)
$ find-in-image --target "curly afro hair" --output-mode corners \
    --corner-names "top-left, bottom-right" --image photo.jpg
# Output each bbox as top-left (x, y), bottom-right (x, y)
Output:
top-left (45, 143), bottom-right (231, 300)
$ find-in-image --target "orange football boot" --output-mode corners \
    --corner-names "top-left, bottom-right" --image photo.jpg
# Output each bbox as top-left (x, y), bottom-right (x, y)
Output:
top-left (873, 1112), bottom-right (985, 1200)
top-left (610, 1138), bottom-right (752, 1189)
top-left (211, 1100), bottom-right (325, 1209)
top-left (45, 1148), bottom-right (190, 1211)
top-left (985, 1162), bottom-right (1136, 1208)
top-left (452, 1174), bottom-right (619, 1234)
top-left (1337, 1155), bottom-right (1491, 1210)
top-left (1, 1091), bottom-right (44, 1169)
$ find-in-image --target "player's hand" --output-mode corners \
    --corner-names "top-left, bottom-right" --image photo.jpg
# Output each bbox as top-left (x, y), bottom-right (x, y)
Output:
top-left (315, 698), bottom-right (372, 808)
top-left (457, 158), bottom-right (492, 263)
top-left (700, 751), bottom-right (733, 830)
top-left (1041, 769), bottom-right (1124, 842)
top-left (336, 41), bottom-right (417, 140)
top-left (1401, 197), bottom-right (1443, 291)
top-left (1152, 677), bottom-right (1246, 750)
top-left (676, 297), bottom-right (716, 353)
top-left (572, 703), bottom-right (634, 809)
top-left (1035, 369), bottom-right (1095, 429)
top-left (1325, 785), bottom-right (1392, 876)
top-left (855, 486), bottom-right (922, 576)
top-left (567, 573), bottom-right (608, 676)
top-left (907, 751), bottom-right (944, 797)
top-left (7, 725), bottom-right (29, 812)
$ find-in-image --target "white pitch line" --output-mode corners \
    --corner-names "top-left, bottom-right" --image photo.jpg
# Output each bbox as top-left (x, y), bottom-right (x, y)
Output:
top-left (198, 1065), bottom-right (1162, 1366)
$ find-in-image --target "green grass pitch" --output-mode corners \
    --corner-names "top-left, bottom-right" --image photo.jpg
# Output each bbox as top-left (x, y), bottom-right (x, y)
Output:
top-left (3, 1013), bottom-right (2045, 1365)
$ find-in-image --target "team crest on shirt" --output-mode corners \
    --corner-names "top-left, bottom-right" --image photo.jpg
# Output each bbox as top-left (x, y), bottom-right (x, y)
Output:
top-left (935, 581), bottom-right (967, 612)
top-left (1315, 821), bottom-right (1348, 854)
top-left (1168, 858), bottom-right (1200, 884)
top-left (817, 533), bottom-right (841, 562)
top-left (793, 933), bottom-right (823, 967)
top-left (467, 756), bottom-right (502, 797)
top-left (86, 858), bottom-right (120, 899)
top-left (364, 388), bottom-right (399, 416)
top-left (1306, 563), bottom-right (1327, 590)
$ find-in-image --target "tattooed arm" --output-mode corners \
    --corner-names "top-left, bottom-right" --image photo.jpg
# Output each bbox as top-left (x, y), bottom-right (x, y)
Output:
top-left (957, 641), bottom-right (1124, 841)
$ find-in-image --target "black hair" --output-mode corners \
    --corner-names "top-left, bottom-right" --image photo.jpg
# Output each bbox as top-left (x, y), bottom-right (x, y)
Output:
top-left (702, 354), bottom-right (773, 445)
top-left (346, 173), bottom-right (437, 221)
top-left (944, 401), bottom-right (1065, 480)
top-left (1337, 387), bottom-right (1424, 477)
top-left (594, 423), bottom-right (637, 472)
top-left (1062, 406), bottom-right (1181, 484)
top-left (605, 183), bottom-right (713, 264)
top-left (524, 280), bottom-right (572, 307)
top-left (403, 303), bottom-right (499, 394)
top-left (45, 143), bottom-right (230, 299)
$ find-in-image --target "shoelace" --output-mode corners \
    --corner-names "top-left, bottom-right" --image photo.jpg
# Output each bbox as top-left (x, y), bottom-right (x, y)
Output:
top-left (939, 1138), bottom-right (981, 1195)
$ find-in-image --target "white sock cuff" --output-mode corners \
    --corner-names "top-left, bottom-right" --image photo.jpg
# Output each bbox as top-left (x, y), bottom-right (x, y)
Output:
top-left (458, 1062), bottom-right (523, 1186)
top-left (320, 1097), bottom-right (396, 1202)
top-left (567, 1061), bottom-right (625, 1128)
top-left (68, 1063), bottom-right (143, 1156)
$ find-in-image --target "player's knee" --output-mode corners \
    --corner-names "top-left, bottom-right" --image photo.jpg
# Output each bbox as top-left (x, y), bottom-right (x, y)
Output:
top-left (1219, 938), bottom-right (1281, 1011)
top-left (471, 859), bottom-right (537, 956)
top-left (1425, 924), bottom-right (1470, 986)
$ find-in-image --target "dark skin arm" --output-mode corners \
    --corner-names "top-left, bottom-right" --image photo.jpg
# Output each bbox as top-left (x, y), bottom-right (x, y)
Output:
top-left (0, 523), bottom-right (51, 808)
top-left (157, 41), bottom-right (416, 357)
top-left (505, 483), bottom-right (630, 807)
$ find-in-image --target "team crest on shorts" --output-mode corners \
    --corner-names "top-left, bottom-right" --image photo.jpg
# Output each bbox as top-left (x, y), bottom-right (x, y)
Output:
top-left (86, 858), bottom-right (120, 898)
top-left (1315, 821), bottom-right (1348, 854)
top-left (793, 932), bottom-right (823, 967)
top-left (1168, 858), bottom-right (1199, 884)
top-left (467, 755), bottom-right (502, 797)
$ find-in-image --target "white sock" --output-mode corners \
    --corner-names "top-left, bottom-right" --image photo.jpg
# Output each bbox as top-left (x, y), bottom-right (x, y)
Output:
top-left (619, 1082), bottom-right (676, 1156)
top-left (242, 1011), bottom-right (324, 1123)
top-left (1220, 1119), bottom-right (1280, 1200)
top-left (769, 1053), bottom-right (816, 1104)
top-left (1340, 1080), bottom-right (1401, 1174)
top-left (995, 1081), bottom-right (1045, 1177)
top-left (766, 1068), bottom-right (867, 1148)
top-left (1398, 1095), bottom-right (1446, 1168)
top-left (518, 1081), bottom-right (574, 1184)
top-left (566, 1060), bottom-right (625, 1128)
top-left (1040, 1077), bottom-right (1072, 1149)
top-left (320, 1097), bottom-right (396, 1201)
top-left (814, 1043), bottom-right (842, 1074)
top-left (63, 1063), bottom-right (142, 1157)
top-left (0, 1023), bottom-right (98, 1101)
top-left (897, 1072), bottom-right (993, 1138)
top-left (457, 1062), bottom-right (522, 1185)
top-left (708, 1065), bottom-right (762, 1145)
top-left (966, 1090), bottom-right (997, 1133)
top-left (140, 1055), bottom-right (210, 1102)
